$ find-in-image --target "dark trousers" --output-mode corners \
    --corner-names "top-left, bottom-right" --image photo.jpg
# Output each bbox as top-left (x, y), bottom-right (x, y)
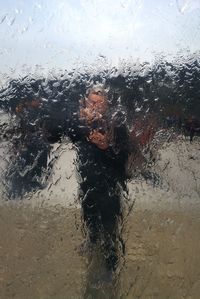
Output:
top-left (81, 182), bottom-right (122, 271)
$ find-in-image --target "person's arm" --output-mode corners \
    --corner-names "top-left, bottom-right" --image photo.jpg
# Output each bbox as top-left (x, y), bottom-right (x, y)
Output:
top-left (87, 129), bottom-right (110, 150)
top-left (125, 132), bottom-right (146, 179)
top-left (125, 115), bottom-right (157, 178)
top-left (79, 99), bottom-right (110, 149)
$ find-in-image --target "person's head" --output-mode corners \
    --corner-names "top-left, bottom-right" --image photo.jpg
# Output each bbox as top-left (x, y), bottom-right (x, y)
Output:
top-left (85, 85), bottom-right (108, 114)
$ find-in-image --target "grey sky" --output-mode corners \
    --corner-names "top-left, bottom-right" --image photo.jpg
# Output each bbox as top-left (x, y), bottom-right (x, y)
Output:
top-left (0, 0), bottom-right (200, 74)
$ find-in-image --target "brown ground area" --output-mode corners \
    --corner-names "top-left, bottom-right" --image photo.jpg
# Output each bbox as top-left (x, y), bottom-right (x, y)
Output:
top-left (0, 203), bottom-right (200, 299)
top-left (0, 139), bottom-right (200, 299)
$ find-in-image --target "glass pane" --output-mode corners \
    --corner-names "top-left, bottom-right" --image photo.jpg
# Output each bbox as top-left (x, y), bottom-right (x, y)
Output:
top-left (0, 1), bottom-right (200, 298)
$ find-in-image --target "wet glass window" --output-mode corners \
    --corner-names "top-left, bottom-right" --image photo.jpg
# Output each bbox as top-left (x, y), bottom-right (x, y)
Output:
top-left (0, 1), bottom-right (200, 298)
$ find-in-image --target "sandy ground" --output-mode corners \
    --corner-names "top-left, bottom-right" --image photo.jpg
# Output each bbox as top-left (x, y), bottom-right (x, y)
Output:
top-left (0, 203), bottom-right (200, 299)
top-left (0, 137), bottom-right (200, 298)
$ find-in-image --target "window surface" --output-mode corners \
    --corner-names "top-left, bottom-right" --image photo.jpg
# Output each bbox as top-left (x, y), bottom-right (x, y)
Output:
top-left (0, 1), bottom-right (200, 298)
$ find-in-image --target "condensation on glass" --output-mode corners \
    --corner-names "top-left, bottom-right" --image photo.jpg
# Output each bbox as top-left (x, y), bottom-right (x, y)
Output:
top-left (0, 1), bottom-right (200, 299)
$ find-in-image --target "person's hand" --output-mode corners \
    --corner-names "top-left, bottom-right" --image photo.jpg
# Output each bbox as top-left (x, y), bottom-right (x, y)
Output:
top-left (80, 107), bottom-right (102, 124)
top-left (88, 129), bottom-right (109, 150)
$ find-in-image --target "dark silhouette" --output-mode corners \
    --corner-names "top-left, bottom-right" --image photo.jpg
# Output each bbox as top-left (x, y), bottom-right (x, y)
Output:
top-left (0, 81), bottom-right (147, 281)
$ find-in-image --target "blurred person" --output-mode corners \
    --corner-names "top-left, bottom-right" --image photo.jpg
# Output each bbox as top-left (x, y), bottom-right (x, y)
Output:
top-left (0, 81), bottom-right (155, 279)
